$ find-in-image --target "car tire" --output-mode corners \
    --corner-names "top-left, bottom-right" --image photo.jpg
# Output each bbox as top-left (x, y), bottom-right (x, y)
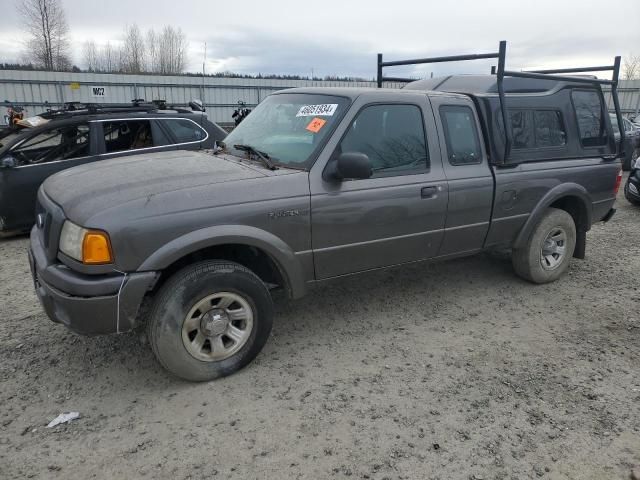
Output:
top-left (624, 148), bottom-right (640, 171)
top-left (512, 208), bottom-right (576, 284)
top-left (624, 181), bottom-right (640, 206)
top-left (147, 260), bottom-right (273, 382)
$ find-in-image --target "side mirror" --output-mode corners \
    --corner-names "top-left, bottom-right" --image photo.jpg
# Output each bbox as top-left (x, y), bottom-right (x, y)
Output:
top-left (1, 156), bottom-right (16, 169)
top-left (327, 152), bottom-right (372, 181)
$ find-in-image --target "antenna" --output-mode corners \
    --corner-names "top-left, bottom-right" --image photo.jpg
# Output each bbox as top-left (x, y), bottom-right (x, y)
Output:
top-left (201, 41), bottom-right (206, 129)
top-left (202, 41), bottom-right (206, 97)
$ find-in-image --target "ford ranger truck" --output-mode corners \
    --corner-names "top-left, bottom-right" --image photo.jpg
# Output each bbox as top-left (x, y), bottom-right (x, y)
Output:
top-left (28, 44), bottom-right (623, 381)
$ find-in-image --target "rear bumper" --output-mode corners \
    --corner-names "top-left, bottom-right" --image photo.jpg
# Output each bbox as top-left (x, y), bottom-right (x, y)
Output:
top-left (29, 227), bottom-right (157, 335)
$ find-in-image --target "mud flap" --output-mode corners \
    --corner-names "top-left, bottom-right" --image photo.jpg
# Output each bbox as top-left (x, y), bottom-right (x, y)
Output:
top-left (573, 230), bottom-right (586, 259)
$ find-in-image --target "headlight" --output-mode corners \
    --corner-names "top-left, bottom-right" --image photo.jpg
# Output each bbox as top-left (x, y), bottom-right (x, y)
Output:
top-left (59, 220), bottom-right (113, 264)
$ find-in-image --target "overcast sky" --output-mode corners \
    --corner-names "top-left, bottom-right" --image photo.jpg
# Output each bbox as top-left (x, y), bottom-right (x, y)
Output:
top-left (0, 0), bottom-right (638, 79)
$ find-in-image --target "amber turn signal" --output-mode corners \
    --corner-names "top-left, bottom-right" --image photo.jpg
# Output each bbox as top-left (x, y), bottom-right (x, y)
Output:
top-left (82, 231), bottom-right (113, 264)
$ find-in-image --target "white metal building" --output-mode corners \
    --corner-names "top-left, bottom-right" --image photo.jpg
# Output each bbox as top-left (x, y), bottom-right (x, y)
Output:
top-left (1, 70), bottom-right (638, 126)
top-left (0, 70), bottom-right (404, 125)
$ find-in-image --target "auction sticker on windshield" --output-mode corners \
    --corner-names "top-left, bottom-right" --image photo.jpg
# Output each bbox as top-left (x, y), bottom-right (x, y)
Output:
top-left (306, 117), bottom-right (327, 133)
top-left (296, 104), bottom-right (338, 117)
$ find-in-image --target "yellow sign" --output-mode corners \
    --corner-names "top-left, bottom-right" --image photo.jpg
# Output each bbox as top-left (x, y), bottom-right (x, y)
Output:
top-left (69, 82), bottom-right (80, 90)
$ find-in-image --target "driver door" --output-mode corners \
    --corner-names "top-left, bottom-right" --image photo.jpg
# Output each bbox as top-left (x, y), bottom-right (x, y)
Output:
top-left (0, 121), bottom-right (98, 231)
top-left (309, 96), bottom-right (448, 279)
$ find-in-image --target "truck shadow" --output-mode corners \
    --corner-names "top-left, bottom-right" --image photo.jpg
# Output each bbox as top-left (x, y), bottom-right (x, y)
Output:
top-left (9, 250), bottom-right (517, 396)
top-left (271, 251), bottom-right (514, 341)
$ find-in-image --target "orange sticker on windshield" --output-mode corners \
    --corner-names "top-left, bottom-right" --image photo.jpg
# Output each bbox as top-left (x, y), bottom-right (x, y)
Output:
top-left (306, 117), bottom-right (327, 133)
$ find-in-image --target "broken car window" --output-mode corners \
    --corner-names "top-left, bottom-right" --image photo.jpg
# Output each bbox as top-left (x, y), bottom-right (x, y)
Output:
top-left (103, 120), bottom-right (154, 153)
top-left (12, 124), bottom-right (90, 165)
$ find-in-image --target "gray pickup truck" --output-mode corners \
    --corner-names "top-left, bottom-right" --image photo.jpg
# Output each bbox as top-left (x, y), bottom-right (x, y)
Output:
top-left (29, 44), bottom-right (625, 381)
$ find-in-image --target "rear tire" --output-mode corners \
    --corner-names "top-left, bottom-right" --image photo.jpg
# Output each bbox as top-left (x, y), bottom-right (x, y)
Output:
top-left (512, 208), bottom-right (576, 284)
top-left (147, 260), bottom-right (273, 382)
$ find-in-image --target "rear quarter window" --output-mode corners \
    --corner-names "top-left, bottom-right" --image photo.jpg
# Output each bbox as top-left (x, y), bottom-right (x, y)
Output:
top-left (439, 105), bottom-right (482, 165)
top-left (162, 119), bottom-right (207, 143)
top-left (103, 120), bottom-right (155, 153)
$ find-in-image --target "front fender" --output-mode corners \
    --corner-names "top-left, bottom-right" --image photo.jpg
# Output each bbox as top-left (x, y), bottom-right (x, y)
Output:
top-left (138, 224), bottom-right (308, 299)
top-left (512, 183), bottom-right (592, 250)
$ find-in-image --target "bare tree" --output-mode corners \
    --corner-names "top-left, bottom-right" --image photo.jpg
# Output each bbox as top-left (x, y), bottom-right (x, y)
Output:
top-left (120, 24), bottom-right (145, 73)
top-left (85, 24), bottom-right (189, 75)
top-left (146, 29), bottom-right (160, 73)
top-left (100, 42), bottom-right (116, 72)
top-left (157, 26), bottom-right (189, 74)
top-left (623, 54), bottom-right (640, 80)
top-left (18, 0), bottom-right (71, 70)
top-left (83, 40), bottom-right (99, 71)
top-left (84, 41), bottom-right (118, 72)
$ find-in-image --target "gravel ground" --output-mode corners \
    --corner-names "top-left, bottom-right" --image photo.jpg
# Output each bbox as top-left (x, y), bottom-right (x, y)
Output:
top-left (0, 185), bottom-right (638, 480)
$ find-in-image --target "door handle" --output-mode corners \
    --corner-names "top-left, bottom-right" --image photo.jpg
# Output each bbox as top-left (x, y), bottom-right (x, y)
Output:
top-left (421, 186), bottom-right (438, 198)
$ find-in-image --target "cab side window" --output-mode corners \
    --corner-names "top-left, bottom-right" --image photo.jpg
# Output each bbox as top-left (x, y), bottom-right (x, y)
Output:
top-left (338, 104), bottom-right (428, 176)
top-left (12, 124), bottom-right (90, 165)
top-left (439, 105), bottom-right (482, 165)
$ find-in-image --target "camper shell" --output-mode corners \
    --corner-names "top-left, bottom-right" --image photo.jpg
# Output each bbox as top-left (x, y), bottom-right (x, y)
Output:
top-left (378, 40), bottom-right (625, 166)
top-left (404, 75), bottom-right (617, 165)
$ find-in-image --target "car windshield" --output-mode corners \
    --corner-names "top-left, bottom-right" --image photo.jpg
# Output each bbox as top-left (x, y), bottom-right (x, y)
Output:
top-left (223, 93), bottom-right (350, 169)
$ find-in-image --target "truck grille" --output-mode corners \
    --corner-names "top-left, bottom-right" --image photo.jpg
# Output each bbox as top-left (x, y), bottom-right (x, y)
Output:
top-left (35, 189), bottom-right (65, 263)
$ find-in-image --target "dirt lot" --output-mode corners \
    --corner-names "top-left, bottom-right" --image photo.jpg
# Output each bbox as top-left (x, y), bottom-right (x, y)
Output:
top-left (1, 187), bottom-right (639, 480)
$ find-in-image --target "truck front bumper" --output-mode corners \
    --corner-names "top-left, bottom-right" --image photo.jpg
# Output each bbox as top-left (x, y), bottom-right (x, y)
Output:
top-left (29, 227), bottom-right (157, 335)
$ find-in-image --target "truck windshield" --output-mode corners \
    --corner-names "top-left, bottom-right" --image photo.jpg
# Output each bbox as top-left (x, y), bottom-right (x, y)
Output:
top-left (223, 93), bottom-right (350, 169)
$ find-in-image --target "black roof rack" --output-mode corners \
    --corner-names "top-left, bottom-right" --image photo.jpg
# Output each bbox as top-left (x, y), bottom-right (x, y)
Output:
top-left (38, 100), bottom-right (159, 119)
top-left (376, 41), bottom-right (624, 162)
top-left (36, 99), bottom-right (201, 120)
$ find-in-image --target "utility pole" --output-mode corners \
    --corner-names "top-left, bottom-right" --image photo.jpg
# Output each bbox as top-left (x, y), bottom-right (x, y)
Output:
top-left (202, 42), bottom-right (207, 103)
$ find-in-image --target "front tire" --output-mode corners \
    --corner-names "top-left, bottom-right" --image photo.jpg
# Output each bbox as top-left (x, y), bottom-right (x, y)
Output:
top-left (147, 260), bottom-right (273, 381)
top-left (512, 208), bottom-right (576, 284)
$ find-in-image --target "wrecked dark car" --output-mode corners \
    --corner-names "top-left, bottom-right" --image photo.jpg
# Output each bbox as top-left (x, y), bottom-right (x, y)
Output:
top-left (0, 102), bottom-right (226, 234)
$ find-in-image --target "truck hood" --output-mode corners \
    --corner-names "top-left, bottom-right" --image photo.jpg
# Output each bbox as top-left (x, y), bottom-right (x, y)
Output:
top-left (42, 150), bottom-right (289, 223)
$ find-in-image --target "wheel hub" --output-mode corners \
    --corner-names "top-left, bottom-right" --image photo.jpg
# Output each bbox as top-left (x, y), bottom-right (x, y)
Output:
top-left (181, 292), bottom-right (254, 362)
top-left (200, 309), bottom-right (229, 336)
top-left (541, 239), bottom-right (558, 256)
top-left (540, 227), bottom-right (567, 270)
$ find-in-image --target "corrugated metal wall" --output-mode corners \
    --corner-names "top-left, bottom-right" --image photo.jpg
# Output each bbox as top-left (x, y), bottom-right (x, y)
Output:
top-left (1, 70), bottom-right (639, 126)
top-left (0, 70), bottom-right (405, 125)
top-left (603, 79), bottom-right (640, 117)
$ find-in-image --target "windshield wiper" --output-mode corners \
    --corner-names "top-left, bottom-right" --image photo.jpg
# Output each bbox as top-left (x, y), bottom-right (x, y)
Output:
top-left (233, 144), bottom-right (278, 170)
